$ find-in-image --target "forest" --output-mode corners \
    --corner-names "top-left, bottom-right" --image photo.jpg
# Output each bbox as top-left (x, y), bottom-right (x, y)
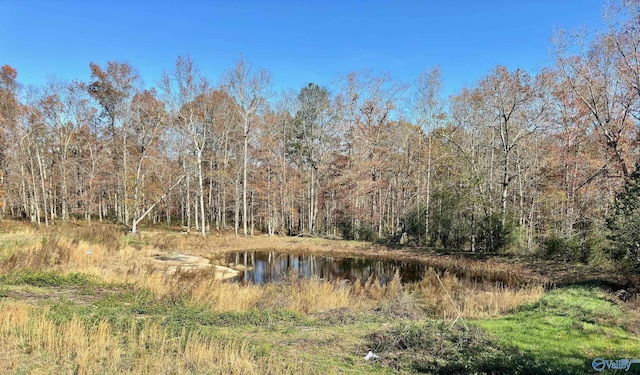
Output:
top-left (1, 2), bottom-right (640, 270)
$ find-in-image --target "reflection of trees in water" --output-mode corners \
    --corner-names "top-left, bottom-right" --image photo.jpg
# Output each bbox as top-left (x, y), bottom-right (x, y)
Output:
top-left (228, 251), bottom-right (425, 285)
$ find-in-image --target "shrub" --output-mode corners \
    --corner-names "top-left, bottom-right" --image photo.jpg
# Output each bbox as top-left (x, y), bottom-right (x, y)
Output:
top-left (476, 214), bottom-right (509, 253)
top-left (540, 233), bottom-right (581, 262)
top-left (606, 165), bottom-right (640, 270)
top-left (338, 219), bottom-right (377, 241)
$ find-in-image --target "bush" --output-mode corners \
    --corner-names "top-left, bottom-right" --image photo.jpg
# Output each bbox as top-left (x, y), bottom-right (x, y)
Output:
top-left (606, 165), bottom-right (640, 269)
top-left (366, 321), bottom-right (549, 374)
top-left (338, 219), bottom-right (377, 241)
top-left (476, 214), bottom-right (509, 253)
top-left (400, 197), bottom-right (473, 250)
top-left (399, 201), bottom-right (511, 253)
top-left (402, 205), bottom-right (426, 243)
top-left (540, 233), bottom-right (581, 262)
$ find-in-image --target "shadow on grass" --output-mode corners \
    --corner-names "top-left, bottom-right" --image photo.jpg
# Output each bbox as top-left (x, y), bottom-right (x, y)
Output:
top-left (363, 285), bottom-right (640, 374)
top-left (365, 320), bottom-right (581, 374)
top-left (475, 286), bottom-right (640, 375)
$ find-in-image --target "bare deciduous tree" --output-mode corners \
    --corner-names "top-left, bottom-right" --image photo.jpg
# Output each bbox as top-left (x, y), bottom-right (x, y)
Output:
top-left (223, 57), bottom-right (271, 237)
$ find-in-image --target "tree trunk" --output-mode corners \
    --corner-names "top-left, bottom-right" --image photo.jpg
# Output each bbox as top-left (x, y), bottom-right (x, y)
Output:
top-left (35, 145), bottom-right (48, 226)
top-left (234, 175), bottom-right (240, 239)
top-left (186, 172), bottom-right (191, 234)
top-left (501, 149), bottom-right (509, 228)
top-left (197, 148), bottom-right (206, 236)
top-left (425, 135), bottom-right (432, 242)
top-left (122, 129), bottom-right (129, 227)
top-left (242, 117), bottom-right (249, 237)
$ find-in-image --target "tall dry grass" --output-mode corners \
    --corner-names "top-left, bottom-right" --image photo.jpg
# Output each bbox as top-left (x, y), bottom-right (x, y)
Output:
top-left (408, 269), bottom-right (545, 319)
top-left (168, 266), bottom-right (543, 318)
top-left (0, 222), bottom-right (545, 319)
top-left (0, 301), bottom-right (300, 374)
top-left (0, 222), bottom-right (550, 374)
top-left (181, 273), bottom-right (350, 314)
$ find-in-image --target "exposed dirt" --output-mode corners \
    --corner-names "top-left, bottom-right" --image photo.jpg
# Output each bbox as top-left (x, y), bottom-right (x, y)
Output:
top-left (150, 251), bottom-right (239, 280)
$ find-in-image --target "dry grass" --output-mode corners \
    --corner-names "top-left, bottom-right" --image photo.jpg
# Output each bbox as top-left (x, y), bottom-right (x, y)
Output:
top-left (179, 266), bottom-right (543, 319)
top-left (0, 301), bottom-right (282, 374)
top-left (409, 269), bottom-right (545, 319)
top-left (188, 275), bottom-right (356, 313)
top-left (0, 221), bottom-right (552, 374)
top-left (0, 222), bottom-right (545, 318)
top-left (134, 262), bottom-right (542, 319)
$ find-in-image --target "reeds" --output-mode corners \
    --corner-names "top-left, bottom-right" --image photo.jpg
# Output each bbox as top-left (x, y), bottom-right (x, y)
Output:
top-left (409, 269), bottom-right (545, 319)
top-left (0, 223), bottom-right (545, 319)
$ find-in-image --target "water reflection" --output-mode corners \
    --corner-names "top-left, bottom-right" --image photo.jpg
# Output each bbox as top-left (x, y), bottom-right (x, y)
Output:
top-left (225, 251), bottom-right (426, 285)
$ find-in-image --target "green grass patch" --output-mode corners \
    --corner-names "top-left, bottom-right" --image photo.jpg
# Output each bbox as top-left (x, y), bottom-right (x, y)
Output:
top-left (476, 286), bottom-right (640, 374)
top-left (365, 320), bottom-right (557, 374)
top-left (44, 286), bottom-right (309, 336)
top-left (0, 269), bottom-right (100, 287)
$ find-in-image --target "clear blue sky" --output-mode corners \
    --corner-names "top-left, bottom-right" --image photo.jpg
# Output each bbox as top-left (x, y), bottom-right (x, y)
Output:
top-left (0, 1), bottom-right (606, 97)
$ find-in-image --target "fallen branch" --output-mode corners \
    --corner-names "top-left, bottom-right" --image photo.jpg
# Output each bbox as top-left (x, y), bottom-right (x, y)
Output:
top-left (131, 174), bottom-right (187, 234)
top-left (433, 269), bottom-right (467, 330)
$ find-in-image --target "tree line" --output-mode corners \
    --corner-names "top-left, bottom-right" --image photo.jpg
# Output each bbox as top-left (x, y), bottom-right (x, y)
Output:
top-left (1, 2), bottom-right (640, 266)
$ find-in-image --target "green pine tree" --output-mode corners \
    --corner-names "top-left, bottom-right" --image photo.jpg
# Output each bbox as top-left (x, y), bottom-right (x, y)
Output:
top-left (606, 165), bottom-right (640, 268)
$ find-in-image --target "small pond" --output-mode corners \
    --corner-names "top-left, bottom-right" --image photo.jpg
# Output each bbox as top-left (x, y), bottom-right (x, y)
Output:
top-left (225, 251), bottom-right (427, 285)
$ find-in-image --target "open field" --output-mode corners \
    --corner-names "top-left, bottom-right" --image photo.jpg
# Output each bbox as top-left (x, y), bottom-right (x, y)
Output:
top-left (0, 221), bottom-right (639, 374)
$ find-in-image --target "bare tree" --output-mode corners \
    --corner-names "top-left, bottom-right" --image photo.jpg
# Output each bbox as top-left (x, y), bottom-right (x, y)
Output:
top-left (475, 66), bottom-right (544, 226)
top-left (0, 65), bottom-right (21, 217)
top-left (337, 70), bottom-right (407, 237)
top-left (39, 79), bottom-right (93, 222)
top-left (128, 89), bottom-right (170, 233)
top-left (223, 57), bottom-right (271, 237)
top-left (413, 66), bottom-right (446, 241)
top-left (161, 55), bottom-right (212, 236)
top-left (555, 31), bottom-right (636, 181)
top-left (86, 61), bottom-right (139, 225)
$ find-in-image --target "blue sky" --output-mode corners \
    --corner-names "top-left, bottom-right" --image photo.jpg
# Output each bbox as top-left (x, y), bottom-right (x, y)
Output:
top-left (1, 1), bottom-right (605, 97)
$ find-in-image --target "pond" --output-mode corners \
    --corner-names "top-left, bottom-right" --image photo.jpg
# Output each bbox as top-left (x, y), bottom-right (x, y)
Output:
top-left (225, 251), bottom-right (427, 285)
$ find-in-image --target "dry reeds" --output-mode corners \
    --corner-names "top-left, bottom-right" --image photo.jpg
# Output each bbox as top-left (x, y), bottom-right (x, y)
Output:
top-left (408, 268), bottom-right (545, 319)
top-left (0, 222), bottom-right (545, 320)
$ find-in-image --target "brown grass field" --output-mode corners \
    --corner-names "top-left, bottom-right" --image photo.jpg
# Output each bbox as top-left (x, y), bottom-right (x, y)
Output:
top-left (0, 221), bottom-right (637, 374)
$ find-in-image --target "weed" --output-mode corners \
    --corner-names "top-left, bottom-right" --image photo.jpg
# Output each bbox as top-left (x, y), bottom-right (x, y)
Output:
top-left (0, 302), bottom-right (267, 374)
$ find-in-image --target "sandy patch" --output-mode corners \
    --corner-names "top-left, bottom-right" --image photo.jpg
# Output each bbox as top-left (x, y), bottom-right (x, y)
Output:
top-left (150, 252), bottom-right (239, 280)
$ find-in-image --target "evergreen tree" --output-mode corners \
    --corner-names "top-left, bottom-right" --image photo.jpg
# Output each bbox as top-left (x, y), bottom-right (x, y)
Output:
top-left (606, 165), bottom-right (640, 268)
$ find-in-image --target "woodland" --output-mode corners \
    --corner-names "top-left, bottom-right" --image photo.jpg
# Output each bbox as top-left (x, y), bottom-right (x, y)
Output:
top-left (2, 2), bottom-right (640, 270)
